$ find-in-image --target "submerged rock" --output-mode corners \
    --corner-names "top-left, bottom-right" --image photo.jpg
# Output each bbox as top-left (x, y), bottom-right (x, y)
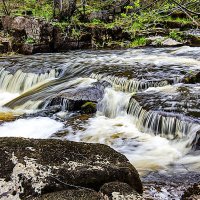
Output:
top-left (0, 137), bottom-right (142, 199)
top-left (0, 112), bottom-right (18, 122)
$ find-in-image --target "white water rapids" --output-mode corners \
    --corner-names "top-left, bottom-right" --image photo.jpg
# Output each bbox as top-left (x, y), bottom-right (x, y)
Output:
top-left (0, 47), bottom-right (200, 178)
top-left (66, 87), bottom-right (200, 173)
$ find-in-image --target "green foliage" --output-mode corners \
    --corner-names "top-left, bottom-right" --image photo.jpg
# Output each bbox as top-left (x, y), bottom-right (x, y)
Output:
top-left (169, 30), bottom-right (182, 42)
top-left (52, 22), bottom-right (69, 32)
top-left (134, 0), bottom-right (140, 8)
top-left (91, 19), bottom-right (102, 25)
top-left (25, 37), bottom-right (35, 44)
top-left (2, 0), bottom-right (53, 20)
top-left (71, 28), bottom-right (81, 39)
top-left (130, 37), bottom-right (147, 47)
top-left (124, 5), bottom-right (134, 14)
top-left (121, 13), bottom-right (128, 18)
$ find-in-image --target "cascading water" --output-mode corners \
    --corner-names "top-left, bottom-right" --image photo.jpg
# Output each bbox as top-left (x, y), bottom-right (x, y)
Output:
top-left (0, 68), bottom-right (57, 93)
top-left (0, 46), bottom-right (200, 199)
top-left (90, 73), bottom-right (169, 92)
top-left (67, 87), bottom-right (200, 172)
top-left (127, 97), bottom-right (200, 142)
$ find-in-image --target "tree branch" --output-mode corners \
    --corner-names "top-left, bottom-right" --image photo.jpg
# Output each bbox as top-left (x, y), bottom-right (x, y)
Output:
top-left (170, 0), bottom-right (200, 16)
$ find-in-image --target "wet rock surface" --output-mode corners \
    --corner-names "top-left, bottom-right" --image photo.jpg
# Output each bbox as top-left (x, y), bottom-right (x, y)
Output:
top-left (130, 84), bottom-right (200, 121)
top-left (100, 181), bottom-right (142, 199)
top-left (0, 54), bottom-right (64, 74)
top-left (142, 171), bottom-right (200, 200)
top-left (0, 137), bottom-right (142, 199)
top-left (47, 81), bottom-right (110, 112)
top-left (1, 47), bottom-right (199, 81)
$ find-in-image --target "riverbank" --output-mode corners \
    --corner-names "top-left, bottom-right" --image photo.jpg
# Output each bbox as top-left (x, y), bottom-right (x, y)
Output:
top-left (0, 14), bottom-right (199, 55)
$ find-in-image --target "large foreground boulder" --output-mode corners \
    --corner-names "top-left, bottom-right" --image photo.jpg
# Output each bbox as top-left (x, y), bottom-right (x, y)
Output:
top-left (0, 137), bottom-right (142, 199)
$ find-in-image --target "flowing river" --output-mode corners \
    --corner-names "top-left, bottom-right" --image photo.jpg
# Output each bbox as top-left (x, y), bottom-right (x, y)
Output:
top-left (0, 46), bottom-right (200, 199)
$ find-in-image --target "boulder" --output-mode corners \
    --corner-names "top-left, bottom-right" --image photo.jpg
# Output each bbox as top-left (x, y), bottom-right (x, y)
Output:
top-left (31, 189), bottom-right (103, 200)
top-left (100, 182), bottom-right (142, 199)
top-left (22, 43), bottom-right (52, 55)
top-left (147, 36), bottom-right (182, 47)
top-left (0, 137), bottom-right (142, 199)
top-left (47, 81), bottom-right (110, 112)
top-left (183, 72), bottom-right (200, 84)
top-left (2, 16), bottom-right (54, 44)
top-left (161, 38), bottom-right (182, 46)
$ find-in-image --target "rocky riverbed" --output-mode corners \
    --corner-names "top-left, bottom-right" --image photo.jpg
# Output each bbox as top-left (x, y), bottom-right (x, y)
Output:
top-left (0, 47), bottom-right (200, 199)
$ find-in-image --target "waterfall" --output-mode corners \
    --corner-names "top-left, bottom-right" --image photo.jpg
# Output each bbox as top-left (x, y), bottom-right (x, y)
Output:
top-left (97, 87), bottom-right (131, 118)
top-left (4, 77), bottom-right (96, 110)
top-left (90, 73), bottom-right (169, 92)
top-left (127, 97), bottom-right (200, 147)
top-left (0, 68), bottom-right (58, 93)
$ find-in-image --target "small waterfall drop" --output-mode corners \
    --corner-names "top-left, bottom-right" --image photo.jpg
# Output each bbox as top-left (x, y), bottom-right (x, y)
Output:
top-left (0, 68), bottom-right (57, 93)
top-left (97, 87), bottom-right (131, 118)
top-left (90, 73), bottom-right (169, 92)
top-left (127, 97), bottom-right (200, 143)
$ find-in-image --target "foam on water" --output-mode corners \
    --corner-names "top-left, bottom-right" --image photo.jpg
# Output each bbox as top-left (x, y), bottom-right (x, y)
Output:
top-left (67, 115), bottom-right (185, 172)
top-left (0, 91), bottom-right (19, 106)
top-left (67, 87), bottom-right (200, 173)
top-left (0, 117), bottom-right (63, 139)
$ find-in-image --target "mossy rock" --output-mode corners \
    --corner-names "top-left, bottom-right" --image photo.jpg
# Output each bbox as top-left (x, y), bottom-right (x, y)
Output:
top-left (183, 72), bottom-right (200, 84)
top-left (81, 102), bottom-right (97, 114)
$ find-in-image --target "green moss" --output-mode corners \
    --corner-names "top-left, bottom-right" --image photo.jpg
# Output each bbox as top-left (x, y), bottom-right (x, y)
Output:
top-left (81, 102), bottom-right (97, 114)
top-left (111, 133), bottom-right (122, 139)
top-left (81, 102), bottom-right (96, 109)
